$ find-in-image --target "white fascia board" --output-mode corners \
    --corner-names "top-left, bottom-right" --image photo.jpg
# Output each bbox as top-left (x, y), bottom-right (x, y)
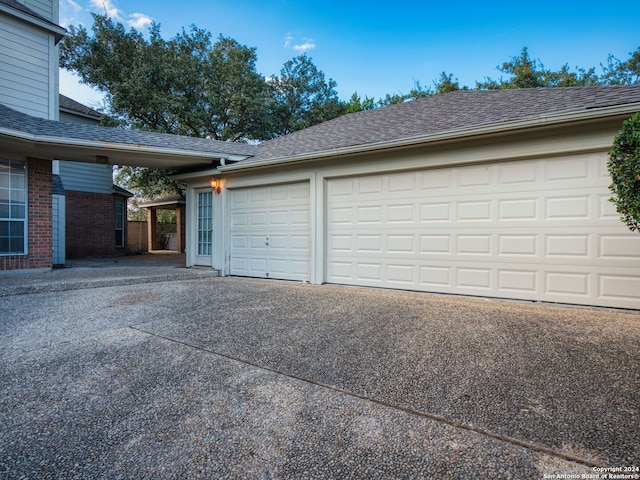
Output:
top-left (218, 104), bottom-right (640, 172)
top-left (59, 107), bottom-right (101, 123)
top-left (0, 126), bottom-right (242, 164)
top-left (172, 167), bottom-right (222, 181)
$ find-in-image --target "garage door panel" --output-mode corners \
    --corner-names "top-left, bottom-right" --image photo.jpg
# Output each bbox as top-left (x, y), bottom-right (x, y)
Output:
top-left (498, 198), bottom-right (538, 220)
top-left (498, 269), bottom-right (538, 293)
top-left (600, 274), bottom-right (640, 302)
top-left (421, 235), bottom-right (452, 254)
top-left (498, 162), bottom-right (538, 186)
top-left (420, 266), bottom-right (451, 287)
top-left (599, 234), bottom-right (640, 261)
top-left (457, 235), bottom-right (492, 256)
top-left (545, 271), bottom-right (590, 297)
top-left (457, 267), bottom-right (493, 290)
top-left (326, 156), bottom-right (640, 309)
top-left (230, 183), bottom-right (310, 281)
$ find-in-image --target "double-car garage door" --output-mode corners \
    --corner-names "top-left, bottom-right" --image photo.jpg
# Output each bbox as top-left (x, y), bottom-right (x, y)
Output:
top-left (227, 155), bottom-right (640, 309)
top-left (326, 156), bottom-right (640, 309)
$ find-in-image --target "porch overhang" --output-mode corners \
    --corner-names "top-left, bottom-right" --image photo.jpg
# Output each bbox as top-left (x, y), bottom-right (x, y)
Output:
top-left (0, 127), bottom-right (247, 170)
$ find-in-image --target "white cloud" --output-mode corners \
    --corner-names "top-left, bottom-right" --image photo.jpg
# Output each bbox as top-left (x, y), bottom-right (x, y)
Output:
top-left (59, 0), bottom-right (86, 28)
top-left (284, 34), bottom-right (316, 53)
top-left (293, 39), bottom-right (316, 53)
top-left (284, 34), bottom-right (294, 48)
top-left (64, 0), bottom-right (83, 12)
top-left (90, 0), bottom-right (120, 19)
top-left (128, 13), bottom-right (153, 29)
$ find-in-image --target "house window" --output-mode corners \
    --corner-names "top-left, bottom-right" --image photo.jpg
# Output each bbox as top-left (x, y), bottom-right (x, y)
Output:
top-left (115, 197), bottom-right (125, 247)
top-left (0, 159), bottom-right (27, 255)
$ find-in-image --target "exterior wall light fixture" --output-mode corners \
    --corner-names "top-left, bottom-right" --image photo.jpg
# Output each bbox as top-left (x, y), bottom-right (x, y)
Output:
top-left (210, 178), bottom-right (221, 194)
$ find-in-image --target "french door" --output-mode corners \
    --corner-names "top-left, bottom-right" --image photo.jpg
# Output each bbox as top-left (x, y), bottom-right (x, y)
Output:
top-left (194, 189), bottom-right (213, 266)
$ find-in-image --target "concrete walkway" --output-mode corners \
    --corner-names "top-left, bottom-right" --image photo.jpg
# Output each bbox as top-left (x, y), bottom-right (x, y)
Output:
top-left (1, 256), bottom-right (638, 478)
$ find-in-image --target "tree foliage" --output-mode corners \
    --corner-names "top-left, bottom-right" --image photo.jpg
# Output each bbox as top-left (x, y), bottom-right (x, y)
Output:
top-left (60, 16), bottom-right (344, 196)
top-left (345, 92), bottom-right (376, 113)
top-left (607, 113), bottom-right (640, 233)
top-left (269, 55), bottom-right (345, 135)
top-left (476, 47), bottom-right (600, 89)
top-left (601, 47), bottom-right (640, 85)
top-left (60, 15), bottom-right (272, 141)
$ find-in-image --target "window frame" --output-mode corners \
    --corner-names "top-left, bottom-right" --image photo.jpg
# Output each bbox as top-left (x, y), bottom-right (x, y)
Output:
top-left (114, 196), bottom-right (125, 248)
top-left (0, 159), bottom-right (28, 256)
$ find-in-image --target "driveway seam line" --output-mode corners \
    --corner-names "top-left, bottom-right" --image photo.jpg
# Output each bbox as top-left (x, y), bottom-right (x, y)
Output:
top-left (129, 324), bottom-right (603, 469)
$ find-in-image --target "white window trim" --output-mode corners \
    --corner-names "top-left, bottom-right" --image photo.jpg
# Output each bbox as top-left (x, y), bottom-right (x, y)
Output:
top-left (0, 159), bottom-right (28, 256)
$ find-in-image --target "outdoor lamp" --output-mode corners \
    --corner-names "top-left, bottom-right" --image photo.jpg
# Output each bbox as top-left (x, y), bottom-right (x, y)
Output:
top-left (211, 178), bottom-right (221, 194)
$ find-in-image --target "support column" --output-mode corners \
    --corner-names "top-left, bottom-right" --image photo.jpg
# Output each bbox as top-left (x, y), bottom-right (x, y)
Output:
top-left (147, 208), bottom-right (160, 251)
top-left (176, 204), bottom-right (186, 253)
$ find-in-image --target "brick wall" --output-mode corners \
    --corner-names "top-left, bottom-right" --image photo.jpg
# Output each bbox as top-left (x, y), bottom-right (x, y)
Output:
top-left (0, 158), bottom-right (52, 270)
top-left (127, 220), bottom-right (148, 252)
top-left (65, 191), bottom-right (120, 258)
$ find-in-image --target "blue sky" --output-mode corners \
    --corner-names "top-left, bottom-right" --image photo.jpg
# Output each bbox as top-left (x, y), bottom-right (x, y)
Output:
top-left (59, 0), bottom-right (640, 108)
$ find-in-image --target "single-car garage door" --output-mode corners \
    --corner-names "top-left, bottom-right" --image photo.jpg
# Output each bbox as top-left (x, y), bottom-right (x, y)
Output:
top-left (326, 155), bottom-right (640, 309)
top-left (230, 182), bottom-right (310, 281)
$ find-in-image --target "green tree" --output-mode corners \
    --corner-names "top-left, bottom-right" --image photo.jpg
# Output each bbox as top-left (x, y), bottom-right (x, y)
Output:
top-left (270, 55), bottom-right (345, 135)
top-left (114, 166), bottom-right (185, 198)
top-left (607, 112), bottom-right (640, 232)
top-left (378, 92), bottom-right (408, 107)
top-left (601, 47), bottom-right (640, 85)
top-left (60, 15), bottom-right (272, 141)
top-left (433, 72), bottom-right (464, 94)
top-left (345, 92), bottom-right (376, 113)
top-left (477, 47), bottom-right (546, 89)
top-left (476, 47), bottom-right (600, 90)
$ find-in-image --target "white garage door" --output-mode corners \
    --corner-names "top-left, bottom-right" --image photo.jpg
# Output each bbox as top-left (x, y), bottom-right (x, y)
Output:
top-left (326, 155), bottom-right (640, 309)
top-left (229, 182), bottom-right (310, 281)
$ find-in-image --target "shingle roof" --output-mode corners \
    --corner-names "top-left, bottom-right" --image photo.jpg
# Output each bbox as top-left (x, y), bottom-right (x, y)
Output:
top-left (0, 103), bottom-right (258, 158)
top-left (3, 86), bottom-right (640, 171)
top-left (59, 94), bottom-right (101, 119)
top-left (251, 85), bottom-right (640, 163)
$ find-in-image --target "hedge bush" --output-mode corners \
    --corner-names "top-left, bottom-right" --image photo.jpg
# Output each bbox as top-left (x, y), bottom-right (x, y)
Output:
top-left (608, 112), bottom-right (640, 232)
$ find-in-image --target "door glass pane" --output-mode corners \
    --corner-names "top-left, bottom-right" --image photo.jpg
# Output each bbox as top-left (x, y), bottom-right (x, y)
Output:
top-left (197, 191), bottom-right (212, 256)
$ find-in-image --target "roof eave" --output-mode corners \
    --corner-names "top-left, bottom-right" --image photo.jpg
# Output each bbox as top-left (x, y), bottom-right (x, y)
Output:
top-left (219, 103), bottom-right (640, 173)
top-left (59, 107), bottom-right (101, 122)
top-left (0, 126), bottom-right (251, 168)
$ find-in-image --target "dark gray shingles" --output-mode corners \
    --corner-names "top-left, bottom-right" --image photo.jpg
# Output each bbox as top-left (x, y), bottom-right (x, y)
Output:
top-left (3, 85), bottom-right (640, 166)
top-left (59, 94), bottom-right (101, 119)
top-left (253, 85), bottom-right (640, 162)
top-left (0, 103), bottom-right (258, 157)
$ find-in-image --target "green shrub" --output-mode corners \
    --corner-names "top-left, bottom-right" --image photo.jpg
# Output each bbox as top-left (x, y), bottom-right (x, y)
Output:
top-left (608, 112), bottom-right (640, 232)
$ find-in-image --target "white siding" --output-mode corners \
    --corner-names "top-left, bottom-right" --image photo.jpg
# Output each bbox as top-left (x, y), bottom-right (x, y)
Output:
top-left (58, 162), bottom-right (114, 194)
top-left (0, 16), bottom-right (51, 118)
top-left (22, 0), bottom-right (55, 22)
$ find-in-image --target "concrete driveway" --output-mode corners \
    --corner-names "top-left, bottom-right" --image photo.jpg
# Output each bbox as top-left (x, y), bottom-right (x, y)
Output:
top-left (1, 256), bottom-right (638, 479)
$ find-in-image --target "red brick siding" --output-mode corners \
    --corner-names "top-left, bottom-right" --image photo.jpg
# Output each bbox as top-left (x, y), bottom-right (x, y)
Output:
top-left (127, 220), bottom-right (148, 252)
top-left (1, 158), bottom-right (52, 270)
top-left (66, 191), bottom-right (126, 258)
